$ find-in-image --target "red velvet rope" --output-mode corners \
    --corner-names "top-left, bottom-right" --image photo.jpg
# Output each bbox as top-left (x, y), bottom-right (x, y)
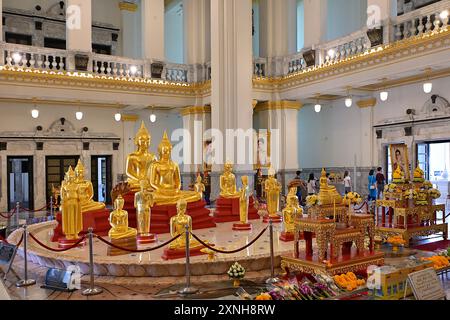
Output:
top-left (1, 233), bottom-right (24, 247)
top-left (0, 208), bottom-right (17, 219)
top-left (29, 232), bottom-right (86, 252)
top-left (354, 200), bottom-right (369, 211)
top-left (190, 226), bottom-right (268, 254)
top-left (95, 233), bottom-right (181, 253)
top-left (19, 204), bottom-right (50, 212)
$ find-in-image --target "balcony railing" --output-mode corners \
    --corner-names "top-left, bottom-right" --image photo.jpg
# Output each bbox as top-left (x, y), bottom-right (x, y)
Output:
top-left (2, 43), bottom-right (67, 71)
top-left (92, 53), bottom-right (145, 78)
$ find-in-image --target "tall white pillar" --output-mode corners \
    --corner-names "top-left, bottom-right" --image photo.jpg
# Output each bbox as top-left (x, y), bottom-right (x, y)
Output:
top-left (119, 1), bottom-right (141, 59)
top-left (66, 0), bottom-right (92, 52)
top-left (183, 0), bottom-right (210, 64)
top-left (259, 0), bottom-right (297, 58)
top-left (210, 0), bottom-right (254, 200)
top-left (303, 0), bottom-right (327, 48)
top-left (141, 0), bottom-right (165, 61)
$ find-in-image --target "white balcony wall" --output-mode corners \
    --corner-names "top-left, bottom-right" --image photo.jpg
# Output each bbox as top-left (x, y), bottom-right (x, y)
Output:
top-left (326, 0), bottom-right (368, 41)
top-left (165, 0), bottom-right (184, 63)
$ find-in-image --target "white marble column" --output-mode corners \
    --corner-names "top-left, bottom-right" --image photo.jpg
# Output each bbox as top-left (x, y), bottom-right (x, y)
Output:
top-left (141, 0), bottom-right (165, 61)
top-left (66, 0), bottom-right (92, 52)
top-left (119, 1), bottom-right (141, 59)
top-left (303, 0), bottom-right (328, 48)
top-left (210, 0), bottom-right (254, 200)
top-left (259, 0), bottom-right (297, 58)
top-left (183, 0), bottom-right (210, 64)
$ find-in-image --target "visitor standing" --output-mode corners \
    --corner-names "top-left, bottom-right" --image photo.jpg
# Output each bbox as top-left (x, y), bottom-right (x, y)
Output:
top-left (307, 173), bottom-right (316, 195)
top-left (368, 169), bottom-right (377, 201)
top-left (343, 171), bottom-right (352, 194)
top-left (376, 167), bottom-right (385, 199)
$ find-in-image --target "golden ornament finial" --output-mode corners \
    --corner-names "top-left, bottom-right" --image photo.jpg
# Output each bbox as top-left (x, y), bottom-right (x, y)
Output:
top-left (158, 130), bottom-right (172, 151)
top-left (134, 121), bottom-right (151, 144)
top-left (75, 159), bottom-right (84, 173)
top-left (67, 166), bottom-right (75, 177)
top-left (321, 168), bottom-right (326, 177)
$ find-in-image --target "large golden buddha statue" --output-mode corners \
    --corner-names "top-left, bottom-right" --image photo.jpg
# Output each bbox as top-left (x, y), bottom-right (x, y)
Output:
top-left (318, 168), bottom-right (342, 205)
top-left (169, 199), bottom-right (202, 250)
top-left (74, 160), bottom-right (106, 212)
top-left (108, 195), bottom-right (137, 240)
top-left (126, 121), bottom-right (156, 191)
top-left (264, 168), bottom-right (282, 217)
top-left (219, 162), bottom-right (240, 198)
top-left (149, 131), bottom-right (200, 205)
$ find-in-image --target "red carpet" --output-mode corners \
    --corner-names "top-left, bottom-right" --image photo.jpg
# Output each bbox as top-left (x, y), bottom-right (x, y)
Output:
top-left (413, 240), bottom-right (450, 252)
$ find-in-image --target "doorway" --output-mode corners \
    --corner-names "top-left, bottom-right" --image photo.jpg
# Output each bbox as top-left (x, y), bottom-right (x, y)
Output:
top-left (91, 156), bottom-right (112, 204)
top-left (7, 157), bottom-right (34, 211)
top-left (45, 156), bottom-right (80, 203)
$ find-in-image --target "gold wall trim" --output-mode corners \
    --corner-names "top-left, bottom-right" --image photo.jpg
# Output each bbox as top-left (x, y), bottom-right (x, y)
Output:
top-left (180, 105), bottom-right (212, 116)
top-left (357, 98), bottom-right (377, 108)
top-left (254, 100), bottom-right (303, 113)
top-left (121, 114), bottom-right (139, 122)
top-left (0, 97), bottom-right (126, 109)
top-left (119, 2), bottom-right (138, 12)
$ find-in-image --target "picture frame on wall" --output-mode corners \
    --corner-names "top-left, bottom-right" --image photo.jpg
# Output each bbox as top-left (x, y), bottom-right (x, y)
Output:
top-left (390, 143), bottom-right (410, 181)
top-left (254, 130), bottom-right (271, 170)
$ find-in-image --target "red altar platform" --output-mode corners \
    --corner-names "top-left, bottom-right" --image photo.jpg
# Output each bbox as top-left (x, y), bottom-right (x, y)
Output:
top-left (214, 196), bottom-right (260, 223)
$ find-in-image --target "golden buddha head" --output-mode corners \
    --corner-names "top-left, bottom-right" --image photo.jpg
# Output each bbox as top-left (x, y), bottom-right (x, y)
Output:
top-left (176, 198), bottom-right (187, 215)
top-left (224, 161), bottom-right (233, 173)
top-left (114, 195), bottom-right (125, 210)
top-left (241, 175), bottom-right (248, 186)
top-left (158, 131), bottom-right (172, 159)
top-left (74, 160), bottom-right (85, 179)
top-left (134, 121), bottom-right (151, 150)
top-left (66, 166), bottom-right (76, 182)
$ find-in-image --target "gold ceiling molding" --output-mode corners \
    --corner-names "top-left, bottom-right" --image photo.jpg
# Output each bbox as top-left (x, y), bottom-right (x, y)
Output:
top-left (0, 97), bottom-right (126, 109)
top-left (254, 100), bottom-right (303, 113)
top-left (119, 2), bottom-right (138, 12)
top-left (356, 98), bottom-right (377, 108)
top-left (121, 114), bottom-right (139, 122)
top-left (180, 105), bottom-right (212, 116)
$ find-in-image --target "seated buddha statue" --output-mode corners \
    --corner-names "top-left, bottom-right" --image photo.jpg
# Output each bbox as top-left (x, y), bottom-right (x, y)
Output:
top-left (287, 186), bottom-right (302, 212)
top-left (283, 195), bottom-right (302, 234)
top-left (149, 131), bottom-right (200, 206)
top-left (169, 199), bottom-right (202, 250)
top-left (108, 195), bottom-right (137, 240)
top-left (413, 165), bottom-right (425, 182)
top-left (194, 175), bottom-right (206, 200)
top-left (393, 166), bottom-right (405, 183)
top-left (220, 162), bottom-right (240, 198)
top-left (126, 121), bottom-right (156, 191)
top-left (318, 168), bottom-right (343, 205)
top-left (74, 160), bottom-right (105, 212)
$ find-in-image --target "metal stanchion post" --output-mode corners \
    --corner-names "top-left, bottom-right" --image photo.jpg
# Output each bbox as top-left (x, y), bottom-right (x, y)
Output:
top-left (15, 202), bottom-right (20, 230)
top-left (266, 220), bottom-right (279, 284)
top-left (178, 225), bottom-right (198, 295)
top-left (49, 197), bottom-right (54, 220)
top-left (82, 228), bottom-right (103, 296)
top-left (16, 225), bottom-right (36, 287)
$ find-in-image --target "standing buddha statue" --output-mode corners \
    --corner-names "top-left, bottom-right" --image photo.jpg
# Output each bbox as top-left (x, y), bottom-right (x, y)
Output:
top-left (74, 160), bottom-right (106, 212)
top-left (239, 176), bottom-right (250, 225)
top-left (283, 195), bottom-right (302, 234)
top-left (264, 168), bottom-right (282, 219)
top-left (219, 162), bottom-right (240, 198)
top-left (134, 180), bottom-right (155, 239)
top-left (149, 131), bottom-right (200, 205)
top-left (108, 195), bottom-right (137, 240)
top-left (194, 175), bottom-right (206, 200)
top-left (126, 121), bottom-right (156, 191)
top-left (168, 199), bottom-right (202, 250)
top-left (60, 166), bottom-right (83, 240)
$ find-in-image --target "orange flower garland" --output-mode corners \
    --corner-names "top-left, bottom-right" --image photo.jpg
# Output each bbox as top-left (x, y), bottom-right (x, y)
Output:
top-left (333, 272), bottom-right (365, 291)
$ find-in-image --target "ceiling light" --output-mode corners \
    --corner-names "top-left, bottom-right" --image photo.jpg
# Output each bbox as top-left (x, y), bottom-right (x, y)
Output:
top-left (31, 109), bottom-right (39, 119)
top-left (380, 91), bottom-right (388, 102)
top-left (314, 104), bottom-right (322, 113)
top-left (75, 111), bottom-right (83, 120)
top-left (423, 82), bottom-right (432, 94)
top-left (12, 52), bottom-right (22, 64)
top-left (345, 97), bottom-right (352, 108)
top-left (150, 113), bottom-right (157, 123)
top-left (114, 113), bottom-right (122, 122)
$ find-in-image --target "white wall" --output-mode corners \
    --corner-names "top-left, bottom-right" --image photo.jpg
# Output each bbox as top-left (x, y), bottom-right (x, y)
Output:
top-left (164, 0), bottom-right (184, 63)
top-left (253, 0), bottom-right (260, 57)
top-left (297, 0), bottom-right (304, 51)
top-left (326, 0), bottom-right (367, 41)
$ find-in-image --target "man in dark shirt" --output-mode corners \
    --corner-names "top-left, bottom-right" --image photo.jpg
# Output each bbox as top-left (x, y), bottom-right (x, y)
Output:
top-left (376, 167), bottom-right (385, 199)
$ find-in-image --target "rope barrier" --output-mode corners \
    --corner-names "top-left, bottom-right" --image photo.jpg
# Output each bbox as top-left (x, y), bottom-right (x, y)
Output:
top-left (95, 234), bottom-right (182, 253)
top-left (354, 200), bottom-right (368, 211)
top-left (1, 233), bottom-right (24, 247)
top-left (190, 226), bottom-right (269, 254)
top-left (0, 208), bottom-right (17, 219)
top-left (19, 204), bottom-right (50, 213)
top-left (29, 232), bottom-right (86, 252)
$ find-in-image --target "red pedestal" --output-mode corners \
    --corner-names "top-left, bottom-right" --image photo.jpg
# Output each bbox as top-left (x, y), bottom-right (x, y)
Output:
top-left (137, 234), bottom-right (157, 245)
top-left (263, 214), bottom-right (283, 223)
top-left (280, 232), bottom-right (295, 242)
top-left (214, 196), bottom-right (260, 223)
top-left (161, 245), bottom-right (208, 260)
top-left (232, 222), bottom-right (252, 231)
top-left (57, 237), bottom-right (86, 249)
top-left (51, 208), bottom-right (110, 242)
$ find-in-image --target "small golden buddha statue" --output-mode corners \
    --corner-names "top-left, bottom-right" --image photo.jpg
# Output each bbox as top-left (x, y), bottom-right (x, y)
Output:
top-left (283, 195), bottom-right (302, 234)
top-left (134, 180), bottom-right (154, 237)
top-left (287, 186), bottom-right (302, 212)
top-left (108, 195), bottom-right (137, 240)
top-left (393, 166), bottom-right (405, 183)
top-left (264, 168), bottom-right (282, 217)
top-left (126, 121), bottom-right (156, 191)
top-left (169, 199), bottom-right (202, 250)
top-left (60, 167), bottom-right (83, 240)
top-left (149, 131), bottom-right (200, 205)
top-left (220, 162), bottom-right (240, 198)
top-left (413, 165), bottom-right (425, 182)
top-left (318, 168), bottom-right (343, 205)
top-left (74, 160), bottom-right (106, 212)
top-left (194, 175), bottom-right (206, 200)
top-left (239, 176), bottom-right (250, 224)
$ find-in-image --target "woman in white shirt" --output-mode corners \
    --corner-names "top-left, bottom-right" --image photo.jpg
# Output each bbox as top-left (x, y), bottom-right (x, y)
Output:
top-left (343, 171), bottom-right (352, 194)
top-left (307, 173), bottom-right (316, 195)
